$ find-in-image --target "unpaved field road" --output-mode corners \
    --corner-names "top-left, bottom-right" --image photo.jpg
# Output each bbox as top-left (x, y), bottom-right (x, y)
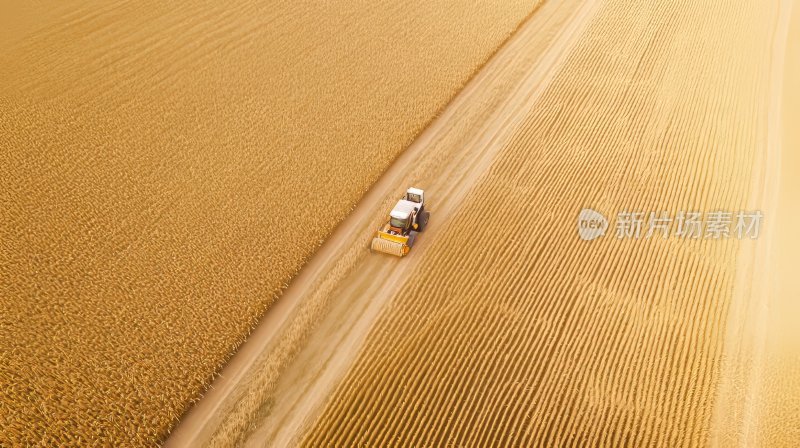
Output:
top-left (166, 0), bottom-right (579, 444)
top-left (169, 0), bottom-right (799, 446)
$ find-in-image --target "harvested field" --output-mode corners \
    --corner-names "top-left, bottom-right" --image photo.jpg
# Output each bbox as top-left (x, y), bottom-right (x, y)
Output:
top-left (169, 0), bottom-right (797, 445)
top-left (295, 0), bottom-right (791, 446)
top-left (0, 0), bottom-right (541, 445)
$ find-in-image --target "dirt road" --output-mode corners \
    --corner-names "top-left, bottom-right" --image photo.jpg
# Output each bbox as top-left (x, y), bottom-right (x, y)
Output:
top-left (166, 0), bottom-right (595, 445)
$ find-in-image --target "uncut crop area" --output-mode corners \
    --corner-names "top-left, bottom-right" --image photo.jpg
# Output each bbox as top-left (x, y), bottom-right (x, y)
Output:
top-left (304, 0), bottom-right (780, 446)
top-left (0, 0), bottom-right (541, 445)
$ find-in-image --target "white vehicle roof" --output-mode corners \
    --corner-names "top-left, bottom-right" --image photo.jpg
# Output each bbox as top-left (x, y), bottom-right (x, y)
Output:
top-left (390, 199), bottom-right (418, 220)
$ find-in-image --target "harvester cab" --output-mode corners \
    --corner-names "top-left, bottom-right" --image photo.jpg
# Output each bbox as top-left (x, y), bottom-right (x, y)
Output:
top-left (371, 187), bottom-right (430, 257)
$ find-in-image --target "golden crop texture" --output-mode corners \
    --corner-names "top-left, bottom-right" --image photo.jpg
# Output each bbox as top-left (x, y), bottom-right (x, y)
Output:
top-left (303, 0), bottom-right (781, 445)
top-left (0, 0), bottom-right (539, 444)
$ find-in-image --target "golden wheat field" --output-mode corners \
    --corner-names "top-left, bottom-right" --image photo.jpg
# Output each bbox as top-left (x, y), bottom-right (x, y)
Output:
top-left (296, 0), bottom-right (798, 446)
top-left (3, 0), bottom-right (799, 445)
top-left (0, 0), bottom-right (542, 445)
top-left (164, 0), bottom-right (800, 445)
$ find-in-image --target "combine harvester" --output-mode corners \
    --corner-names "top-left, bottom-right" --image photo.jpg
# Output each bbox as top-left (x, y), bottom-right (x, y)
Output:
top-left (371, 187), bottom-right (430, 257)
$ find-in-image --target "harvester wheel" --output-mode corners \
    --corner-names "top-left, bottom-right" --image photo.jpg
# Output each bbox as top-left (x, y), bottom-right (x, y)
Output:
top-left (418, 211), bottom-right (430, 232)
top-left (407, 231), bottom-right (418, 247)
